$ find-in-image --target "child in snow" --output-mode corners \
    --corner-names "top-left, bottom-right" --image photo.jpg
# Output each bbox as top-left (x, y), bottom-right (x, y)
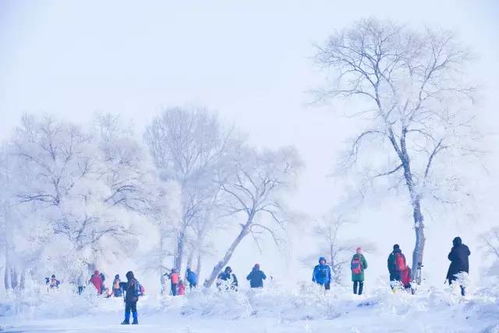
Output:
top-left (351, 248), bottom-right (368, 295)
top-left (177, 279), bottom-right (186, 296)
top-left (217, 266), bottom-right (238, 291)
top-left (121, 271), bottom-right (143, 325)
top-left (312, 257), bottom-right (332, 290)
top-left (112, 274), bottom-right (123, 297)
top-left (246, 264), bottom-right (267, 288)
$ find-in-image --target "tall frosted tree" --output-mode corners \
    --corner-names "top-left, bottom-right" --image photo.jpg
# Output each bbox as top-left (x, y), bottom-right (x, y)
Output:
top-left (314, 19), bottom-right (477, 276)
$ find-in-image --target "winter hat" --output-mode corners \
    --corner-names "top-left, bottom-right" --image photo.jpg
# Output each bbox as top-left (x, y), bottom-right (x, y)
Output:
top-left (51, 274), bottom-right (55, 278)
top-left (126, 271), bottom-right (134, 280)
top-left (94, 270), bottom-right (99, 275)
top-left (254, 264), bottom-right (260, 270)
top-left (356, 247), bottom-right (362, 253)
top-left (318, 257), bottom-right (326, 264)
top-left (225, 266), bottom-right (232, 273)
top-left (115, 274), bottom-right (119, 279)
top-left (393, 244), bottom-right (400, 251)
top-left (453, 237), bottom-right (462, 246)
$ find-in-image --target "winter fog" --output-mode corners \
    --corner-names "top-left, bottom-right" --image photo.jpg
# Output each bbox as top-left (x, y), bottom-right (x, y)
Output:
top-left (0, 1), bottom-right (498, 332)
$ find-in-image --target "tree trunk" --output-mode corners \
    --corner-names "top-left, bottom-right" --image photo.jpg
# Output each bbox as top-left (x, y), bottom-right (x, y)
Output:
top-left (204, 216), bottom-right (253, 288)
top-left (411, 196), bottom-right (425, 282)
top-left (195, 252), bottom-right (202, 279)
top-left (174, 222), bottom-right (188, 271)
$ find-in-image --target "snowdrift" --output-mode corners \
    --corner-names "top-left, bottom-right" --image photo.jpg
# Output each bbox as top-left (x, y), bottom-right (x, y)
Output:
top-left (1, 282), bottom-right (498, 332)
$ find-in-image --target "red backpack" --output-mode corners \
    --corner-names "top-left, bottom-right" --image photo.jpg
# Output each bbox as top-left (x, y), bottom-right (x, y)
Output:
top-left (395, 253), bottom-right (406, 272)
top-left (351, 256), bottom-right (362, 274)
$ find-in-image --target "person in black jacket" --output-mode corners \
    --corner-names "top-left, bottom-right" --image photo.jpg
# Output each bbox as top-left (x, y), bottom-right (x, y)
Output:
top-left (446, 237), bottom-right (471, 296)
top-left (246, 264), bottom-right (267, 288)
top-left (121, 271), bottom-right (142, 325)
top-left (387, 244), bottom-right (404, 282)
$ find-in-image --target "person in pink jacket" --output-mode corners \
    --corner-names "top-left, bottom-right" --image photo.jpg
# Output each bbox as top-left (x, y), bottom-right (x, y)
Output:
top-left (90, 270), bottom-right (103, 294)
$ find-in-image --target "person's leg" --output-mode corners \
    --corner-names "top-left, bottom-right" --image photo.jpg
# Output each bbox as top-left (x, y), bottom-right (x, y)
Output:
top-left (131, 301), bottom-right (138, 324)
top-left (171, 283), bottom-right (177, 296)
top-left (353, 281), bottom-right (358, 294)
top-left (324, 282), bottom-right (330, 290)
top-left (358, 281), bottom-right (364, 295)
top-left (460, 286), bottom-right (465, 296)
top-left (122, 302), bottom-right (131, 324)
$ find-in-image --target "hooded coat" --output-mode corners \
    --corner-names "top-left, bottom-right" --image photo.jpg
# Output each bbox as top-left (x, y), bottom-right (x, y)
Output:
top-left (312, 257), bottom-right (332, 285)
top-left (446, 237), bottom-right (471, 281)
top-left (247, 265), bottom-right (267, 288)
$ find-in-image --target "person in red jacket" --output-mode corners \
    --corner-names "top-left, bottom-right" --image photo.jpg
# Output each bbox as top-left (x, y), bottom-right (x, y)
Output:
top-left (90, 270), bottom-right (103, 295)
top-left (177, 280), bottom-right (186, 296)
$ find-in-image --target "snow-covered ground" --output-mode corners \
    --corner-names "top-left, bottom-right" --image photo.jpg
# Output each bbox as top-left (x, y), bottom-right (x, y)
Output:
top-left (1, 283), bottom-right (498, 333)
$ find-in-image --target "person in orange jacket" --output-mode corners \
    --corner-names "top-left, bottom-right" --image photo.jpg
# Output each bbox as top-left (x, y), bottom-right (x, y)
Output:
top-left (164, 268), bottom-right (180, 296)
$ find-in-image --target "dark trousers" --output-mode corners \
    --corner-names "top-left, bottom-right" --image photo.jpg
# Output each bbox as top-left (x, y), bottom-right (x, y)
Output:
top-left (353, 281), bottom-right (364, 295)
top-left (318, 282), bottom-right (330, 290)
top-left (124, 301), bottom-right (138, 323)
top-left (171, 283), bottom-right (178, 296)
top-left (189, 282), bottom-right (197, 289)
top-left (77, 286), bottom-right (84, 295)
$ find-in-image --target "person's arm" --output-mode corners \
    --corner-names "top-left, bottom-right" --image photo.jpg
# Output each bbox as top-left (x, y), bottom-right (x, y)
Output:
top-left (312, 266), bottom-right (317, 282)
top-left (448, 248), bottom-right (455, 261)
top-left (362, 255), bottom-right (368, 270)
top-left (247, 272), bottom-right (252, 280)
top-left (387, 255), bottom-right (392, 273)
top-left (466, 245), bottom-right (471, 256)
top-left (327, 266), bottom-right (332, 282)
top-left (233, 274), bottom-right (238, 286)
top-left (262, 271), bottom-right (267, 280)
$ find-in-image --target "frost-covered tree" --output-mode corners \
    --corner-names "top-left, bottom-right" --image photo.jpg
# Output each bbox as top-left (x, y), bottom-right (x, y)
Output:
top-left (144, 107), bottom-right (232, 271)
top-left (0, 115), bottom-right (165, 288)
top-left (314, 18), bottom-right (477, 275)
top-left (204, 146), bottom-right (302, 287)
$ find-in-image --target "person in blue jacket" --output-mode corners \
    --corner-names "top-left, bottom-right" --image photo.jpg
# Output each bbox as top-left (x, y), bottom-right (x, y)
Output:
top-left (312, 257), bottom-right (332, 290)
top-left (185, 267), bottom-right (198, 289)
top-left (246, 264), bottom-right (267, 288)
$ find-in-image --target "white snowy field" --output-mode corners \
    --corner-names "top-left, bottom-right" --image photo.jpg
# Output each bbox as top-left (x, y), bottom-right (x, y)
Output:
top-left (1, 283), bottom-right (498, 333)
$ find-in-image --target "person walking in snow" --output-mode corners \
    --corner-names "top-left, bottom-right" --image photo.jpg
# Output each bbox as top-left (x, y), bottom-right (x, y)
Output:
top-left (112, 274), bottom-right (123, 297)
top-left (185, 267), bottom-right (198, 289)
top-left (121, 271), bottom-right (142, 325)
top-left (164, 268), bottom-right (180, 296)
top-left (90, 270), bottom-right (103, 295)
top-left (351, 248), bottom-right (368, 295)
top-left (246, 264), bottom-right (267, 288)
top-left (312, 257), bottom-right (332, 290)
top-left (387, 244), bottom-right (411, 291)
top-left (217, 266), bottom-right (238, 291)
top-left (446, 236), bottom-right (471, 296)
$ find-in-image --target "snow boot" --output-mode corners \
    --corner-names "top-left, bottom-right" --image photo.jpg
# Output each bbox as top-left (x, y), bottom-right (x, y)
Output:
top-left (132, 311), bottom-right (138, 325)
top-left (121, 320), bottom-right (130, 325)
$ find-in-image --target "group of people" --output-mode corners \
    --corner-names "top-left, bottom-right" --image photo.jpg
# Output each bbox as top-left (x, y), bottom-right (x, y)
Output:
top-left (163, 267), bottom-right (198, 296)
top-left (88, 270), bottom-right (125, 298)
top-left (40, 236), bottom-right (470, 326)
top-left (311, 237), bottom-right (471, 296)
top-left (215, 264), bottom-right (268, 291)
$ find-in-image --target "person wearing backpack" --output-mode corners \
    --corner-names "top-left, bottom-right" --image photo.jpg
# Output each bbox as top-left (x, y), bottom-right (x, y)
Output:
top-left (312, 257), bottom-right (332, 290)
top-left (121, 271), bottom-right (143, 325)
top-left (387, 244), bottom-right (407, 289)
top-left (351, 247), bottom-right (368, 295)
top-left (112, 274), bottom-right (122, 297)
top-left (446, 236), bottom-right (471, 296)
